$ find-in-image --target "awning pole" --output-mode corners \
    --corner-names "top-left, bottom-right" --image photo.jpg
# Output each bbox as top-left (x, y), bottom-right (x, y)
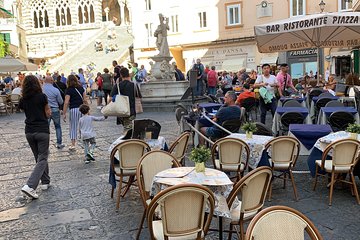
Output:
top-left (317, 47), bottom-right (320, 86)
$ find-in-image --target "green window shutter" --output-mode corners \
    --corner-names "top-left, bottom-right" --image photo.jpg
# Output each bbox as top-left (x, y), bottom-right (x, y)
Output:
top-left (4, 33), bottom-right (10, 43)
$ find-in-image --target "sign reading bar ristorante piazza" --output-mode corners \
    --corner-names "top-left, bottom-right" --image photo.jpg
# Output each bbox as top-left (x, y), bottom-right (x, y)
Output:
top-left (254, 12), bottom-right (360, 53)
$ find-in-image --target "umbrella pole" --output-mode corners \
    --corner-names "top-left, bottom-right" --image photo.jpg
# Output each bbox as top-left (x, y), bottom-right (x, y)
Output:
top-left (317, 47), bottom-right (320, 86)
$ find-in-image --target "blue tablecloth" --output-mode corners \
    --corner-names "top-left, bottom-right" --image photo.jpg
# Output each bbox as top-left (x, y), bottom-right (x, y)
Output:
top-left (280, 97), bottom-right (306, 103)
top-left (289, 124), bottom-right (332, 150)
top-left (320, 107), bottom-right (358, 117)
top-left (312, 96), bottom-right (339, 103)
top-left (276, 107), bottom-right (309, 118)
top-left (198, 103), bottom-right (222, 112)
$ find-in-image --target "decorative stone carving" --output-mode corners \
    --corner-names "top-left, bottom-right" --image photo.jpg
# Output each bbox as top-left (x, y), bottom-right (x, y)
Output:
top-left (148, 13), bottom-right (175, 81)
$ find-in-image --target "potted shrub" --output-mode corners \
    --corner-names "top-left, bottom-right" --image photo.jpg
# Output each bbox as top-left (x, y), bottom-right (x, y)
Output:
top-left (346, 123), bottom-right (360, 140)
top-left (241, 122), bottom-right (257, 139)
top-left (189, 146), bottom-right (211, 173)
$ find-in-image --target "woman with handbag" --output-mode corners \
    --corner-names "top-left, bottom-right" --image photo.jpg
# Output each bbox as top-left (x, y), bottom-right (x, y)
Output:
top-left (62, 75), bottom-right (88, 151)
top-left (110, 68), bottom-right (137, 133)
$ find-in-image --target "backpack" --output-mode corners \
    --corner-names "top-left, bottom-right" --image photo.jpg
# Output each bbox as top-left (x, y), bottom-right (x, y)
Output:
top-left (135, 70), bottom-right (143, 83)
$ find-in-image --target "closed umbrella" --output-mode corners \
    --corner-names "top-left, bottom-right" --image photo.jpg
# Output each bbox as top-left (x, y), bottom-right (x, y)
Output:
top-left (0, 56), bottom-right (38, 72)
top-left (254, 12), bottom-right (360, 82)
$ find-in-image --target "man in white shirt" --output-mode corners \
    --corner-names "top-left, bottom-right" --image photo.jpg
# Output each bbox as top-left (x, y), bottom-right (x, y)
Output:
top-left (11, 82), bottom-right (22, 95)
top-left (254, 63), bottom-right (279, 124)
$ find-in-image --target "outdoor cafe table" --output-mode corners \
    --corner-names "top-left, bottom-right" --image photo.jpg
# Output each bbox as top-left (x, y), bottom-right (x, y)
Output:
top-left (198, 103), bottom-right (222, 112)
top-left (317, 107), bottom-right (359, 124)
top-left (309, 96), bottom-right (339, 120)
top-left (151, 167), bottom-right (237, 239)
top-left (307, 131), bottom-right (360, 177)
top-left (288, 124), bottom-right (332, 156)
top-left (228, 133), bottom-right (274, 169)
top-left (108, 136), bottom-right (167, 189)
top-left (278, 96), bottom-right (307, 107)
top-left (272, 107), bottom-right (311, 134)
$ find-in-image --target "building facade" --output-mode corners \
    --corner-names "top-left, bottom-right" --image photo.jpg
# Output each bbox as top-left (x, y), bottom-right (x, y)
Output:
top-left (131, 0), bottom-right (357, 78)
top-left (13, 0), bottom-right (131, 65)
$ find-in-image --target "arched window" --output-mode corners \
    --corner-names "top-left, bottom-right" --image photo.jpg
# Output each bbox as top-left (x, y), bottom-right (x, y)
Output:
top-left (30, 0), bottom-right (49, 29)
top-left (55, 0), bottom-right (72, 26)
top-left (78, 0), bottom-right (95, 24)
top-left (56, 9), bottom-right (60, 26)
top-left (33, 11), bottom-right (38, 28)
top-left (90, 5), bottom-right (95, 23)
top-left (67, 7), bottom-right (71, 25)
top-left (78, 6), bottom-right (83, 24)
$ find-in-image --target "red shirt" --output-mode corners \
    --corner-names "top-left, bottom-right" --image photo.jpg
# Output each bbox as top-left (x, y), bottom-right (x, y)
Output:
top-left (207, 70), bottom-right (217, 87)
top-left (236, 91), bottom-right (255, 106)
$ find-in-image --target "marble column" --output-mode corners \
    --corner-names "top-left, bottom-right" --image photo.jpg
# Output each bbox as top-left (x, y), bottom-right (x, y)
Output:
top-left (119, 1), bottom-right (125, 25)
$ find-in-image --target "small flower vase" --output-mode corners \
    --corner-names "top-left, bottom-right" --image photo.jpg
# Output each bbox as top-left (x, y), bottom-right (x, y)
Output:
top-left (350, 132), bottom-right (358, 140)
top-left (246, 131), bottom-right (253, 139)
top-left (195, 162), bottom-right (205, 173)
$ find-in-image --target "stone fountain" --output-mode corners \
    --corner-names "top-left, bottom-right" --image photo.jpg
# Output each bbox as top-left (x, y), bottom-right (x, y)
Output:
top-left (141, 13), bottom-right (188, 111)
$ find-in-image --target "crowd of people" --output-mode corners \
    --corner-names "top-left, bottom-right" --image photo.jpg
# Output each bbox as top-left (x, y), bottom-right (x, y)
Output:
top-left (9, 60), bottom-right (141, 199)
top-left (193, 58), bottom-right (351, 142)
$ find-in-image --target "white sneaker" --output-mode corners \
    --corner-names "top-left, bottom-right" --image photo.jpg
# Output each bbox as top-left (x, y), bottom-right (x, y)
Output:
top-left (40, 184), bottom-right (50, 190)
top-left (21, 185), bottom-right (39, 199)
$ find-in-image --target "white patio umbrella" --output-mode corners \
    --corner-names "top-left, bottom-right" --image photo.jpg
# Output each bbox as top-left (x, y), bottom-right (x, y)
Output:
top-left (0, 55), bottom-right (38, 72)
top-left (254, 11), bottom-right (360, 81)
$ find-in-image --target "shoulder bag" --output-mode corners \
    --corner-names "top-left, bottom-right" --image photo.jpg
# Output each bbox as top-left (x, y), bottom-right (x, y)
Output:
top-left (101, 83), bottom-right (130, 117)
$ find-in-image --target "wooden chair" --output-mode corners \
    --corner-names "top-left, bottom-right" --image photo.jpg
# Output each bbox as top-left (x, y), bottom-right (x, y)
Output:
top-left (313, 139), bottom-right (360, 206)
top-left (136, 150), bottom-right (181, 239)
top-left (226, 166), bottom-right (272, 240)
top-left (109, 139), bottom-right (150, 210)
top-left (0, 95), bottom-right (10, 115)
top-left (147, 184), bottom-right (215, 240)
top-left (245, 205), bottom-right (323, 240)
top-left (10, 94), bottom-right (21, 113)
top-left (168, 131), bottom-right (190, 166)
top-left (264, 136), bottom-right (300, 201)
top-left (211, 137), bottom-right (250, 181)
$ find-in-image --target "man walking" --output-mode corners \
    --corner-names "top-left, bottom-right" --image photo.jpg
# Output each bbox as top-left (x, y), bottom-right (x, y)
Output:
top-left (43, 76), bottom-right (64, 149)
top-left (254, 64), bottom-right (278, 124)
top-left (78, 68), bottom-right (87, 89)
top-left (277, 63), bottom-right (297, 97)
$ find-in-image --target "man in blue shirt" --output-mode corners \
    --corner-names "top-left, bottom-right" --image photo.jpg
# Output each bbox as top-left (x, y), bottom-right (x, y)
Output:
top-left (78, 68), bottom-right (87, 89)
top-left (200, 91), bottom-right (241, 144)
top-left (43, 76), bottom-right (64, 149)
top-left (60, 73), bottom-right (67, 85)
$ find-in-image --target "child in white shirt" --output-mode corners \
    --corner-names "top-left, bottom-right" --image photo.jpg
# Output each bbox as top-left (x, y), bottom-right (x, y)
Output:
top-left (78, 104), bottom-right (105, 163)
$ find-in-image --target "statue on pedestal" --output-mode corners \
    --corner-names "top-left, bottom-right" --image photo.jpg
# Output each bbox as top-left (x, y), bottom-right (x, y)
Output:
top-left (148, 13), bottom-right (175, 81)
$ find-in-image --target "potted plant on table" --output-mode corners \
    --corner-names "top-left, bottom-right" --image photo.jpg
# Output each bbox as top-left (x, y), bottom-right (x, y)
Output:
top-left (346, 123), bottom-right (360, 140)
top-left (241, 122), bottom-right (257, 139)
top-left (189, 146), bottom-right (211, 173)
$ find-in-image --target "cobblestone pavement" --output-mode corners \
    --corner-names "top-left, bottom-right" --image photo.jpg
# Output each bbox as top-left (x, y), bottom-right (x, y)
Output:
top-left (0, 102), bottom-right (360, 240)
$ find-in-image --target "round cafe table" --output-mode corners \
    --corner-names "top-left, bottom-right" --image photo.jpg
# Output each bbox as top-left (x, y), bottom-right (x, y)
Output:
top-left (151, 167), bottom-right (238, 239)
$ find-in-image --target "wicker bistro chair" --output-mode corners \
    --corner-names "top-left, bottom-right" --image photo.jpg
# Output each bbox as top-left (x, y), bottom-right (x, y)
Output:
top-left (328, 111), bottom-right (355, 132)
top-left (313, 139), bottom-right (360, 206)
top-left (136, 150), bottom-right (181, 240)
top-left (10, 94), bottom-right (21, 113)
top-left (168, 131), bottom-right (191, 166)
top-left (147, 184), bottom-right (215, 240)
top-left (254, 122), bottom-right (273, 136)
top-left (110, 140), bottom-right (151, 210)
top-left (211, 137), bottom-right (250, 181)
top-left (325, 100), bottom-right (343, 107)
top-left (0, 95), bottom-right (10, 115)
top-left (264, 136), bottom-right (300, 201)
top-left (245, 205), bottom-right (323, 240)
top-left (226, 167), bottom-right (272, 240)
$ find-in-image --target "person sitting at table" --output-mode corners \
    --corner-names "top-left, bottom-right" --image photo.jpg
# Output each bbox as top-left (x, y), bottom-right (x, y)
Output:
top-left (200, 91), bottom-right (240, 144)
top-left (324, 74), bottom-right (336, 91)
top-left (11, 82), bottom-right (22, 95)
top-left (277, 63), bottom-right (298, 97)
top-left (235, 83), bottom-right (255, 107)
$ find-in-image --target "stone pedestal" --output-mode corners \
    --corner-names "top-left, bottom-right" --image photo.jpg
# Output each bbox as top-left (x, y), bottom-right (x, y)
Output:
top-left (140, 80), bottom-right (189, 111)
top-left (149, 56), bottom-right (175, 81)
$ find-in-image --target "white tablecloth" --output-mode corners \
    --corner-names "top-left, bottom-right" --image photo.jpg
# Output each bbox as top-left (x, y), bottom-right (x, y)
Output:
top-left (108, 135), bottom-right (166, 152)
top-left (228, 133), bottom-right (273, 169)
top-left (151, 167), bottom-right (237, 219)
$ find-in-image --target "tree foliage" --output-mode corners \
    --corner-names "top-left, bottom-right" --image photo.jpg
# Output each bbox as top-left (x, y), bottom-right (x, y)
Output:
top-left (0, 39), bottom-right (10, 58)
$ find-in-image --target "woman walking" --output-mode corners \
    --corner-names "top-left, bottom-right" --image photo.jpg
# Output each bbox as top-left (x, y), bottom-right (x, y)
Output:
top-left (20, 75), bottom-right (51, 199)
top-left (62, 75), bottom-right (87, 151)
top-left (101, 68), bottom-right (113, 105)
